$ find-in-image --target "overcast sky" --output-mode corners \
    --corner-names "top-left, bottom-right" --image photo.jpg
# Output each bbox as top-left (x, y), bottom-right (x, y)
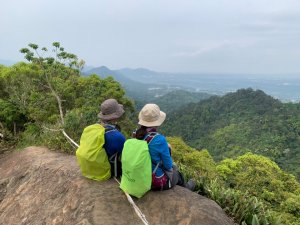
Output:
top-left (1, 0), bottom-right (300, 74)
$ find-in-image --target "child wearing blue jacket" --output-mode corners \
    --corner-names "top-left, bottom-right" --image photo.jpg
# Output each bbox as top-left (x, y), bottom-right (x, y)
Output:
top-left (98, 99), bottom-right (126, 177)
top-left (135, 104), bottom-right (195, 191)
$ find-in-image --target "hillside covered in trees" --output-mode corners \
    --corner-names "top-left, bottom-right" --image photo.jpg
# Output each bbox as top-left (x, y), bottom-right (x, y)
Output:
top-left (0, 43), bottom-right (135, 152)
top-left (1, 42), bottom-right (300, 224)
top-left (169, 137), bottom-right (300, 225)
top-left (153, 90), bottom-right (212, 111)
top-left (161, 88), bottom-right (300, 180)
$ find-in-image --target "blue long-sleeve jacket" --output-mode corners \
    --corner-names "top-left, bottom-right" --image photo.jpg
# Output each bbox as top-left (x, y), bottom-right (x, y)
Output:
top-left (103, 125), bottom-right (126, 159)
top-left (147, 134), bottom-right (173, 177)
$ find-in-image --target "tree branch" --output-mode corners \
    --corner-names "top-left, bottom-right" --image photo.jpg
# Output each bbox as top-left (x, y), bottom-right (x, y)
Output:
top-left (42, 126), bottom-right (78, 148)
top-left (44, 72), bottom-right (65, 125)
top-left (42, 125), bottom-right (62, 132)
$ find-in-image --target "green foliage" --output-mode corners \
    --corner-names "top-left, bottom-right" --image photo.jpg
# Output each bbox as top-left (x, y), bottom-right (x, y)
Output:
top-left (167, 137), bottom-right (282, 225)
top-left (140, 90), bottom-right (212, 113)
top-left (0, 42), bottom-right (134, 152)
top-left (18, 122), bottom-right (76, 153)
top-left (167, 137), bottom-right (217, 189)
top-left (271, 211), bottom-right (300, 225)
top-left (217, 153), bottom-right (300, 205)
top-left (17, 123), bottom-right (42, 149)
top-left (281, 195), bottom-right (300, 217)
top-left (251, 215), bottom-right (260, 225)
top-left (162, 88), bottom-right (300, 180)
top-left (0, 99), bottom-right (25, 131)
top-left (205, 179), bottom-right (279, 225)
top-left (215, 153), bottom-right (300, 224)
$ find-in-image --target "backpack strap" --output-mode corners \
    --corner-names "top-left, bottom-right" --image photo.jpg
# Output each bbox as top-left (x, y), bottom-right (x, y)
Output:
top-left (144, 133), bottom-right (162, 175)
top-left (104, 125), bottom-right (119, 178)
top-left (109, 152), bottom-right (118, 178)
top-left (104, 126), bottom-right (117, 134)
top-left (144, 132), bottom-right (158, 144)
top-left (153, 161), bottom-right (162, 174)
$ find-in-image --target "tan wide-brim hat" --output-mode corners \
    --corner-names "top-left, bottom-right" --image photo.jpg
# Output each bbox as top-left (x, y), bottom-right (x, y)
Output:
top-left (138, 104), bottom-right (166, 127)
top-left (98, 99), bottom-right (125, 121)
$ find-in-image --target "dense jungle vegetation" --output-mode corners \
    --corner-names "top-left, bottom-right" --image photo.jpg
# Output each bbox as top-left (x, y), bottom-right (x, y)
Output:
top-left (169, 137), bottom-right (300, 225)
top-left (135, 89), bottom-right (212, 113)
top-left (0, 42), bottom-right (135, 152)
top-left (161, 88), bottom-right (300, 180)
top-left (0, 42), bottom-right (300, 224)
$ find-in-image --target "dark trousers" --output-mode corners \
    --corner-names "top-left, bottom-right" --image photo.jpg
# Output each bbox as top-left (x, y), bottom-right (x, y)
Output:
top-left (163, 164), bottom-right (185, 190)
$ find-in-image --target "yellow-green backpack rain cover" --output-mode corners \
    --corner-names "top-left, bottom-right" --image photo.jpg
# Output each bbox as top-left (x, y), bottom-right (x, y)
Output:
top-left (76, 124), bottom-right (111, 181)
top-left (120, 139), bottom-right (152, 198)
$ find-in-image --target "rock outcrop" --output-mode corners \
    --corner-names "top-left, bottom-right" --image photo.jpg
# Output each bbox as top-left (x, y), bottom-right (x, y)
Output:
top-left (0, 147), bottom-right (233, 225)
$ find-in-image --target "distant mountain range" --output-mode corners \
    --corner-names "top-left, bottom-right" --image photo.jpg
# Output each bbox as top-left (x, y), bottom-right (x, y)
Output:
top-left (84, 66), bottom-right (181, 102)
top-left (84, 66), bottom-right (300, 103)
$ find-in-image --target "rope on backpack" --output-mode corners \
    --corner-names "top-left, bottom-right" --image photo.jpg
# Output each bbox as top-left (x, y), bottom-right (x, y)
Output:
top-left (61, 129), bottom-right (149, 225)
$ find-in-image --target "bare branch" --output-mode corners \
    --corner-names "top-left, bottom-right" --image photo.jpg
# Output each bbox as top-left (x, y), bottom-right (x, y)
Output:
top-left (44, 71), bottom-right (65, 125)
top-left (42, 126), bottom-right (62, 132)
top-left (42, 126), bottom-right (78, 148)
top-left (54, 94), bottom-right (65, 125)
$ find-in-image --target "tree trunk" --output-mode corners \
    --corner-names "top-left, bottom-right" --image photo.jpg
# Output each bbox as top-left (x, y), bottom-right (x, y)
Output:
top-left (54, 93), bottom-right (65, 125)
top-left (45, 72), bottom-right (64, 125)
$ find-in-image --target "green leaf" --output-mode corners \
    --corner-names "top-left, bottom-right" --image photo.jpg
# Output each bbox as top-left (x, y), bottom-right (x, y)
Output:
top-left (251, 215), bottom-right (260, 225)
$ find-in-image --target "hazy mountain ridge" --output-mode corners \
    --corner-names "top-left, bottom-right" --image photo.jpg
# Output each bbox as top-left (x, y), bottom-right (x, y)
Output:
top-left (84, 66), bottom-right (185, 102)
top-left (118, 67), bottom-right (161, 81)
top-left (84, 66), bottom-right (136, 84)
top-left (86, 66), bottom-right (300, 102)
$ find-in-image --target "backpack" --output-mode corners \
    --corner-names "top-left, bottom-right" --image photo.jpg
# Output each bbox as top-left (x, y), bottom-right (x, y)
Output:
top-left (76, 124), bottom-right (111, 181)
top-left (120, 133), bottom-right (157, 198)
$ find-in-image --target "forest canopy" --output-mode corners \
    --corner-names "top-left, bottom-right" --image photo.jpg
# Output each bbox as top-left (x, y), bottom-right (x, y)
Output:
top-left (161, 88), bottom-right (300, 180)
top-left (0, 42), bottom-right (134, 151)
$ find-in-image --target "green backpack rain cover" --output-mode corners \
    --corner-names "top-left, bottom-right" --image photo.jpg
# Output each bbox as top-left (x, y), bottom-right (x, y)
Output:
top-left (120, 139), bottom-right (152, 198)
top-left (76, 124), bottom-right (111, 181)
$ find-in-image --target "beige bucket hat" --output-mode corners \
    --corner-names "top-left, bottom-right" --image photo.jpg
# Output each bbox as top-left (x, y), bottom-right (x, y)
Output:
top-left (98, 99), bottom-right (125, 121)
top-left (138, 104), bottom-right (166, 127)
